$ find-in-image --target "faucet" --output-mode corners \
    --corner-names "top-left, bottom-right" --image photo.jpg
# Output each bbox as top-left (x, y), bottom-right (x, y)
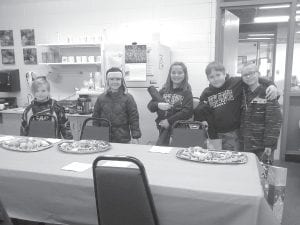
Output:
top-left (27, 93), bottom-right (33, 105)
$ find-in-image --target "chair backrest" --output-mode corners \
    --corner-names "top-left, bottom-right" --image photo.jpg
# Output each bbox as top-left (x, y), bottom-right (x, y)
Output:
top-left (28, 114), bottom-right (58, 138)
top-left (93, 156), bottom-right (159, 225)
top-left (80, 117), bottom-right (111, 141)
top-left (170, 120), bottom-right (208, 148)
top-left (0, 199), bottom-right (13, 225)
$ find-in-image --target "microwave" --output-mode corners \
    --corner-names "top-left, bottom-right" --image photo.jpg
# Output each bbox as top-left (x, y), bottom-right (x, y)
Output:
top-left (0, 69), bottom-right (20, 92)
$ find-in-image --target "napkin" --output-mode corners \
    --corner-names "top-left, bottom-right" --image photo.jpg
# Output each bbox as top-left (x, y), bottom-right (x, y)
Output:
top-left (149, 146), bottom-right (173, 154)
top-left (45, 138), bottom-right (62, 144)
top-left (61, 162), bottom-right (92, 172)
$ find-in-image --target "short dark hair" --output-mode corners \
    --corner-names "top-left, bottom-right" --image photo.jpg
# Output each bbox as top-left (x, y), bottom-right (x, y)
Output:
top-left (205, 61), bottom-right (225, 76)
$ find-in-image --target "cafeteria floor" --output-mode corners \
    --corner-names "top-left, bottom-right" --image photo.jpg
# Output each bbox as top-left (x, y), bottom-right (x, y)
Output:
top-left (11, 160), bottom-right (300, 225)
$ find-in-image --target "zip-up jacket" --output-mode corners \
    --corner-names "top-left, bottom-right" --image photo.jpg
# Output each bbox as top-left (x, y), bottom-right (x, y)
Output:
top-left (20, 98), bottom-right (73, 139)
top-left (92, 90), bottom-right (141, 143)
top-left (240, 85), bottom-right (282, 154)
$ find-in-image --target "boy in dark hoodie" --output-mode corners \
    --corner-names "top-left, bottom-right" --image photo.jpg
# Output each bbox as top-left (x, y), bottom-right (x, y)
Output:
top-left (195, 61), bottom-right (278, 151)
top-left (147, 62), bottom-right (193, 146)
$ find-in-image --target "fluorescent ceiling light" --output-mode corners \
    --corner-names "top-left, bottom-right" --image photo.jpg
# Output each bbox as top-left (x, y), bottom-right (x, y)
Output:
top-left (248, 33), bottom-right (274, 37)
top-left (296, 31), bottom-right (300, 33)
top-left (254, 16), bottom-right (289, 23)
top-left (259, 4), bottom-right (290, 9)
top-left (247, 37), bottom-right (273, 40)
top-left (297, 10), bottom-right (300, 14)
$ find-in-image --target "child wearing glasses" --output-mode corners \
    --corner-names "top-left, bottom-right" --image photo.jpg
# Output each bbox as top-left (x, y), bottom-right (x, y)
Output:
top-left (147, 62), bottom-right (193, 146)
top-left (240, 63), bottom-right (282, 161)
top-left (20, 76), bottom-right (73, 139)
top-left (92, 67), bottom-right (141, 144)
top-left (194, 61), bottom-right (278, 151)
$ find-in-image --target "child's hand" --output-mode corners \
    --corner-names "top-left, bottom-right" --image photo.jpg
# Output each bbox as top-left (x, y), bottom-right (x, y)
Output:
top-left (266, 85), bottom-right (278, 100)
top-left (158, 102), bottom-right (172, 111)
top-left (131, 138), bottom-right (140, 144)
top-left (159, 119), bottom-right (170, 129)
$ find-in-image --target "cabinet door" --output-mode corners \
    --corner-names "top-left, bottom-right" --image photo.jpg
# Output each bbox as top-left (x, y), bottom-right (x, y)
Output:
top-left (0, 113), bottom-right (22, 135)
top-left (68, 116), bottom-right (79, 140)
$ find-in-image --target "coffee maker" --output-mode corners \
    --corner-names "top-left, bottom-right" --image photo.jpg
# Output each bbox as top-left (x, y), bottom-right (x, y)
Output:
top-left (76, 95), bottom-right (92, 114)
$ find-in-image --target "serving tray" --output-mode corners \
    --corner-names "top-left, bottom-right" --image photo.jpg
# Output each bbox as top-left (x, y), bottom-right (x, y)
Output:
top-left (57, 140), bottom-right (111, 154)
top-left (0, 137), bottom-right (53, 152)
top-left (176, 146), bottom-right (248, 164)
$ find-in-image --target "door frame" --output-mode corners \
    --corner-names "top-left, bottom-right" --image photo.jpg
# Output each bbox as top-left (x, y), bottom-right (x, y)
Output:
top-left (215, 0), bottom-right (297, 160)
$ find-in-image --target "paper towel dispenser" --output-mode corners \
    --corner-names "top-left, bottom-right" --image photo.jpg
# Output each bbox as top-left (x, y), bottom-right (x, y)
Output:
top-left (0, 69), bottom-right (20, 92)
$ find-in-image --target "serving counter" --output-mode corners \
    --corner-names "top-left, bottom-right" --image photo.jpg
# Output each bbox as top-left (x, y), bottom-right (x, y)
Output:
top-left (0, 136), bottom-right (279, 225)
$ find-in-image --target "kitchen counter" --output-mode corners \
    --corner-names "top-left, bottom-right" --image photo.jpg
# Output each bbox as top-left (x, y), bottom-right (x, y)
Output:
top-left (0, 107), bottom-right (92, 117)
top-left (0, 108), bottom-right (92, 140)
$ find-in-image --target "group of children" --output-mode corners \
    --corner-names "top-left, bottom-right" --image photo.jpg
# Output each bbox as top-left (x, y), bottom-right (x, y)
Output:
top-left (21, 61), bottom-right (282, 159)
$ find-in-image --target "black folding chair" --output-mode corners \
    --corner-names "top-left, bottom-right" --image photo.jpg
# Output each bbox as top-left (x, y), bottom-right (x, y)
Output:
top-left (28, 114), bottom-right (58, 138)
top-left (92, 156), bottom-right (160, 225)
top-left (0, 198), bottom-right (13, 225)
top-left (80, 117), bottom-right (111, 141)
top-left (170, 120), bottom-right (208, 148)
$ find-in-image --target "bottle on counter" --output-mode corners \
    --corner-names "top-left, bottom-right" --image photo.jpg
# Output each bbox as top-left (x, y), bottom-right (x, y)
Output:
top-left (264, 147), bottom-right (273, 165)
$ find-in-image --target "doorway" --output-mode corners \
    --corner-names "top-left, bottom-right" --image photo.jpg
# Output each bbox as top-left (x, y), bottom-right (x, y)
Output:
top-left (216, 0), bottom-right (298, 161)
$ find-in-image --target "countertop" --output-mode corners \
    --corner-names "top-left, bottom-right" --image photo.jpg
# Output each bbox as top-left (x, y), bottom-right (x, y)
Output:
top-left (0, 108), bottom-right (92, 117)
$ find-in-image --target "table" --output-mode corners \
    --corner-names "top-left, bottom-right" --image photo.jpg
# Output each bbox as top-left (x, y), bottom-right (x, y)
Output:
top-left (0, 136), bottom-right (279, 225)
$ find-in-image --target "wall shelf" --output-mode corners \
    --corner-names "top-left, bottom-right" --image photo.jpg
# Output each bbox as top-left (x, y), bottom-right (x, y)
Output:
top-left (39, 62), bottom-right (101, 66)
top-left (38, 43), bottom-right (101, 48)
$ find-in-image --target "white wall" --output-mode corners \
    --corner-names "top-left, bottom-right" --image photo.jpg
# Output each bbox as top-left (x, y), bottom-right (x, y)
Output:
top-left (0, 0), bottom-right (216, 143)
top-left (0, 0), bottom-right (216, 106)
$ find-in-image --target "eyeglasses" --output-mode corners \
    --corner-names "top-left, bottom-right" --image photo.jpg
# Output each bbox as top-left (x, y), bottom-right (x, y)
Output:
top-left (242, 71), bottom-right (257, 78)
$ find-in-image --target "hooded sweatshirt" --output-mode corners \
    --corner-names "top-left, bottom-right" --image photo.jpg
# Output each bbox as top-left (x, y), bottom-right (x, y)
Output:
top-left (198, 77), bottom-right (274, 133)
top-left (147, 86), bottom-right (193, 126)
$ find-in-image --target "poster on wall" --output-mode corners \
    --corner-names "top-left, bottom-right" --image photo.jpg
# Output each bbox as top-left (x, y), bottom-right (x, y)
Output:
top-left (23, 48), bottom-right (37, 64)
top-left (1, 49), bottom-right (15, 65)
top-left (124, 44), bottom-right (147, 82)
top-left (21, 29), bottom-right (35, 46)
top-left (125, 45), bottom-right (147, 63)
top-left (0, 30), bottom-right (14, 47)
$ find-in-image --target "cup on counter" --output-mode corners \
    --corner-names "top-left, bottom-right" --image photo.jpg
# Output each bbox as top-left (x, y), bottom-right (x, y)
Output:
top-left (88, 56), bottom-right (95, 63)
top-left (81, 56), bottom-right (87, 63)
top-left (0, 104), bottom-right (5, 110)
top-left (96, 56), bottom-right (101, 63)
top-left (68, 56), bottom-right (75, 63)
top-left (76, 56), bottom-right (82, 63)
top-left (62, 56), bottom-right (68, 63)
